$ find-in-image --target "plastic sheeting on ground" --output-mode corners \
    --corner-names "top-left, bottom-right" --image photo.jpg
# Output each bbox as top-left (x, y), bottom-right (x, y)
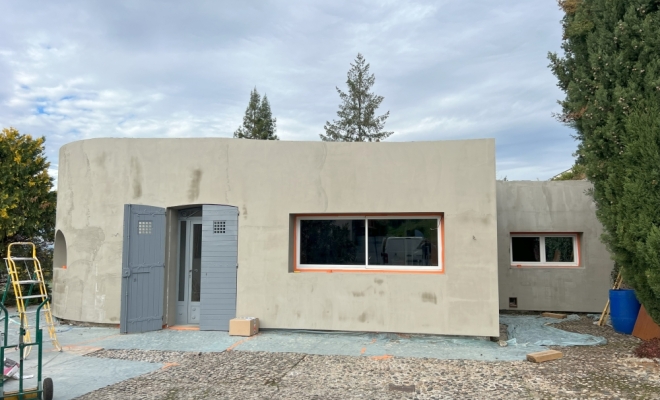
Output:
top-left (236, 329), bottom-right (533, 361)
top-left (500, 314), bottom-right (607, 347)
top-left (0, 305), bottom-right (612, 400)
top-left (52, 314), bottom-right (609, 364)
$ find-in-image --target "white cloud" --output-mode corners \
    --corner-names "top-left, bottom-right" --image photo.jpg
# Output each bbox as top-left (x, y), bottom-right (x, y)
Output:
top-left (0, 0), bottom-right (575, 181)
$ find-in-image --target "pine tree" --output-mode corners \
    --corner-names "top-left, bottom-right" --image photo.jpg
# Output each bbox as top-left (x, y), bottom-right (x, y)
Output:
top-left (234, 88), bottom-right (278, 140)
top-left (550, 164), bottom-right (587, 181)
top-left (549, 0), bottom-right (660, 323)
top-left (321, 53), bottom-right (393, 142)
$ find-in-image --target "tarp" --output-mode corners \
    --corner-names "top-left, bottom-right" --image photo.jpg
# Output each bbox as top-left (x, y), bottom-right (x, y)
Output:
top-left (500, 314), bottom-right (607, 347)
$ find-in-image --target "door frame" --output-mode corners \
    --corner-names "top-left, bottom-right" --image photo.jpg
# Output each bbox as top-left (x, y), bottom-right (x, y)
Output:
top-left (164, 204), bottom-right (239, 330)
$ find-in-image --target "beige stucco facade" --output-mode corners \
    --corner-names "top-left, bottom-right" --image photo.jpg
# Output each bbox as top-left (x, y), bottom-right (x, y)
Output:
top-left (53, 138), bottom-right (500, 336)
top-left (496, 181), bottom-right (613, 312)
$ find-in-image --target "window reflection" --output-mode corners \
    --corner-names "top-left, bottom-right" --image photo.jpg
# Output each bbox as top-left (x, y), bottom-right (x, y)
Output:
top-left (545, 237), bottom-right (574, 262)
top-left (178, 221), bottom-right (186, 301)
top-left (368, 219), bottom-right (438, 266)
top-left (191, 223), bottom-right (202, 302)
top-left (300, 219), bottom-right (365, 265)
top-left (511, 237), bottom-right (540, 262)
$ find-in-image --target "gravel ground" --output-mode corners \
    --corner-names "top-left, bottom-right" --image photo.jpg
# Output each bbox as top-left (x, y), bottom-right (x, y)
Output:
top-left (76, 316), bottom-right (660, 399)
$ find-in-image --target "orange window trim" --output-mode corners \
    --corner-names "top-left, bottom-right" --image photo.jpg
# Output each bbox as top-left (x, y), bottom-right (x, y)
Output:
top-left (510, 232), bottom-right (581, 268)
top-left (293, 213), bottom-right (445, 274)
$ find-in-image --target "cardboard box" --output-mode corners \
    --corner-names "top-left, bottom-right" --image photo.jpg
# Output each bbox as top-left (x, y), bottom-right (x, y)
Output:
top-left (229, 317), bottom-right (259, 336)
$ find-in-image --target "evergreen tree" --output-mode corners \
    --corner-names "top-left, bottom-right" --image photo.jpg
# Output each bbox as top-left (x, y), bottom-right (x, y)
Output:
top-left (549, 0), bottom-right (660, 322)
top-left (234, 88), bottom-right (278, 140)
top-left (321, 53), bottom-right (393, 142)
top-left (550, 164), bottom-right (587, 181)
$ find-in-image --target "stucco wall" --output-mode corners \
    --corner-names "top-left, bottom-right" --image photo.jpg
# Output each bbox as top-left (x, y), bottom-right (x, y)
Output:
top-left (53, 138), bottom-right (499, 336)
top-left (496, 181), bottom-right (613, 312)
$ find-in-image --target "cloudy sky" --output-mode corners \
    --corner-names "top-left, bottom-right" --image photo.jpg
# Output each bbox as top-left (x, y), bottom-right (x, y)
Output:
top-left (0, 0), bottom-right (575, 182)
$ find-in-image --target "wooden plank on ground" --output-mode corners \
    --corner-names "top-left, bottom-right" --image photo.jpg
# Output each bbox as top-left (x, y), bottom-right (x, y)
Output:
top-left (526, 350), bottom-right (563, 363)
top-left (541, 312), bottom-right (567, 319)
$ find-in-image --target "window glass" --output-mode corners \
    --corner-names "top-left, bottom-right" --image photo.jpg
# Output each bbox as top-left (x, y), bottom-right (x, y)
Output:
top-left (511, 237), bottom-right (540, 262)
top-left (545, 236), bottom-right (574, 262)
top-left (300, 219), bottom-right (366, 265)
top-left (191, 223), bottom-right (202, 302)
top-left (368, 219), bottom-right (438, 266)
top-left (178, 221), bottom-right (186, 301)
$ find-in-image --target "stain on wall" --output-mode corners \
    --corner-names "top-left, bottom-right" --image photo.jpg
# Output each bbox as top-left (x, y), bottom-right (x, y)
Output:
top-left (188, 169), bottom-right (202, 201)
top-left (95, 152), bottom-right (107, 169)
top-left (130, 157), bottom-right (142, 199)
top-left (421, 292), bottom-right (437, 304)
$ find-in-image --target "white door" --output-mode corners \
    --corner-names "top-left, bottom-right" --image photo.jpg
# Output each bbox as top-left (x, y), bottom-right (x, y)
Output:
top-left (176, 218), bottom-right (202, 325)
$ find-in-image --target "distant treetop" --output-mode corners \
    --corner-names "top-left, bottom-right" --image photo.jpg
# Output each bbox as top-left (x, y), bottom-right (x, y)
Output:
top-left (321, 53), bottom-right (392, 142)
top-left (234, 88), bottom-right (278, 140)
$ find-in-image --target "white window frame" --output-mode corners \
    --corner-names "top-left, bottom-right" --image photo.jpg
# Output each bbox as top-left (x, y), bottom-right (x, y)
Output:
top-left (296, 215), bottom-right (443, 272)
top-left (510, 233), bottom-right (579, 267)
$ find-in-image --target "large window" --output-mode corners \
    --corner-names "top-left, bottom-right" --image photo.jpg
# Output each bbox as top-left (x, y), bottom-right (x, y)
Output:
top-left (296, 215), bottom-right (442, 272)
top-left (510, 233), bottom-right (579, 267)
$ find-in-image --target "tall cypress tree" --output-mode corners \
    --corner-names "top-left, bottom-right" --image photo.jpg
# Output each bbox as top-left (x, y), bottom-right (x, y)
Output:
top-left (234, 88), bottom-right (278, 140)
top-left (321, 53), bottom-right (393, 142)
top-left (549, 0), bottom-right (660, 322)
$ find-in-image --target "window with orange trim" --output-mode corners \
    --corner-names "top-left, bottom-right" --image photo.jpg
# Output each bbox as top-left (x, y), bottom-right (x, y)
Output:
top-left (295, 215), bottom-right (443, 272)
top-left (510, 233), bottom-right (579, 267)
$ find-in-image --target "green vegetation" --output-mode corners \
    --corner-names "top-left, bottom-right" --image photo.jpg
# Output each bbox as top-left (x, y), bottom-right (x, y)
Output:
top-left (321, 53), bottom-right (393, 142)
top-left (234, 88), bottom-right (279, 140)
top-left (549, 0), bottom-right (660, 322)
top-left (551, 164), bottom-right (587, 181)
top-left (0, 127), bottom-right (56, 287)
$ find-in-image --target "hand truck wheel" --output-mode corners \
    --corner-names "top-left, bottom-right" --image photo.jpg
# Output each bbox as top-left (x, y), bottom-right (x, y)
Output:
top-left (43, 377), bottom-right (53, 400)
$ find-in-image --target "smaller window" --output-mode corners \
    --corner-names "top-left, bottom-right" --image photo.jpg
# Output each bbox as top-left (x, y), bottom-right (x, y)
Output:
top-left (138, 221), bottom-right (152, 235)
top-left (510, 234), bottom-right (579, 267)
top-left (213, 220), bottom-right (226, 234)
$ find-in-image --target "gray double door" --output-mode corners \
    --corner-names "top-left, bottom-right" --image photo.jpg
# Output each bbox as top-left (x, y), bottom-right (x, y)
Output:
top-left (120, 204), bottom-right (238, 334)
